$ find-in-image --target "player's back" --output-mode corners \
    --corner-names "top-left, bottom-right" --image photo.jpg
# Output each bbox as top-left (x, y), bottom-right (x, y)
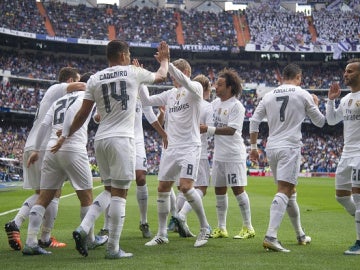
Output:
top-left (86, 65), bottom-right (154, 140)
top-left (261, 84), bottom-right (311, 148)
top-left (46, 91), bottom-right (89, 152)
top-left (25, 83), bottom-right (68, 151)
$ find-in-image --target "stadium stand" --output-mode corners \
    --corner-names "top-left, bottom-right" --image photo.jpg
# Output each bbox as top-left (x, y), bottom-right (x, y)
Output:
top-left (1, 0), bottom-right (360, 178)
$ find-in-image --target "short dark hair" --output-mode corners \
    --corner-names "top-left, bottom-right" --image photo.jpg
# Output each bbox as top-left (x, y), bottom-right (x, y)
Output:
top-left (80, 72), bottom-right (94, 83)
top-left (58, 67), bottom-right (79, 82)
top-left (282, 63), bottom-right (302, 80)
top-left (218, 68), bottom-right (243, 97)
top-left (106, 40), bottom-right (129, 62)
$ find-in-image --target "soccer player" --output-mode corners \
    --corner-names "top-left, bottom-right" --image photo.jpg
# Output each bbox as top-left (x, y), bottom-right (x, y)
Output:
top-left (172, 74), bottom-right (213, 238)
top-left (22, 72), bottom-right (103, 255)
top-left (4, 67), bottom-right (84, 251)
top-left (200, 68), bottom-right (255, 240)
top-left (61, 40), bottom-right (169, 259)
top-left (136, 85), bottom-right (168, 238)
top-left (140, 58), bottom-right (211, 248)
top-left (249, 63), bottom-right (325, 252)
top-left (326, 58), bottom-right (360, 255)
top-left (93, 84), bottom-right (168, 239)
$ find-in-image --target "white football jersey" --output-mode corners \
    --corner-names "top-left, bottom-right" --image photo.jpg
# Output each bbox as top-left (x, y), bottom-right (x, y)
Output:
top-left (250, 84), bottom-right (325, 149)
top-left (85, 65), bottom-right (155, 141)
top-left (134, 95), bottom-right (157, 144)
top-left (212, 97), bottom-right (246, 162)
top-left (24, 83), bottom-right (68, 151)
top-left (43, 91), bottom-right (90, 152)
top-left (200, 99), bottom-right (213, 159)
top-left (326, 91), bottom-right (360, 158)
top-left (139, 63), bottom-right (203, 148)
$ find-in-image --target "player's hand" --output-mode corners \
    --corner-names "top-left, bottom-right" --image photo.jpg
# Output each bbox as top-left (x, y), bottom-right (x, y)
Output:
top-left (249, 149), bottom-right (259, 163)
top-left (132, 58), bottom-right (143, 68)
top-left (51, 136), bottom-right (66, 154)
top-left (328, 82), bottom-right (341, 100)
top-left (158, 106), bottom-right (165, 114)
top-left (56, 129), bottom-right (62, 137)
top-left (27, 151), bottom-right (39, 168)
top-left (155, 41), bottom-right (170, 63)
top-left (311, 94), bottom-right (319, 106)
top-left (162, 133), bottom-right (168, 149)
top-left (200, 124), bottom-right (208, 134)
top-left (93, 113), bottom-right (100, 124)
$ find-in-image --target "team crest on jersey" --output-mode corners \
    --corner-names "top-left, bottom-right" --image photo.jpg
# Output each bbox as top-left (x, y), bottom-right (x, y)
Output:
top-left (348, 99), bottom-right (353, 107)
top-left (223, 109), bottom-right (228, 116)
top-left (176, 90), bottom-right (186, 101)
top-left (356, 100), bottom-right (360, 107)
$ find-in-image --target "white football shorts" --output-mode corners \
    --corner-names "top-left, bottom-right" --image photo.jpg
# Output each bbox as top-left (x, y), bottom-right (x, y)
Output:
top-left (23, 149), bottom-right (45, 190)
top-left (158, 146), bottom-right (201, 182)
top-left (95, 137), bottom-right (135, 182)
top-left (195, 158), bottom-right (210, 187)
top-left (211, 160), bottom-right (247, 187)
top-left (335, 156), bottom-right (360, 190)
top-left (40, 150), bottom-right (92, 190)
top-left (266, 147), bottom-right (301, 185)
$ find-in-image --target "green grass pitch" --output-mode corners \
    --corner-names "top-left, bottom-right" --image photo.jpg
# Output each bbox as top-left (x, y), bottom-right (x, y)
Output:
top-left (0, 176), bottom-right (358, 270)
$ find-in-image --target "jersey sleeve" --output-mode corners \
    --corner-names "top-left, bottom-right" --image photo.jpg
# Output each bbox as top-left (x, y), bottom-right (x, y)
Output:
top-left (326, 99), bottom-right (343, 125)
top-left (84, 76), bottom-right (96, 101)
top-left (34, 107), bottom-right (53, 150)
top-left (132, 65), bottom-right (156, 85)
top-left (168, 63), bottom-right (202, 99)
top-left (139, 84), bottom-right (168, 107)
top-left (249, 98), bottom-right (266, 133)
top-left (228, 102), bottom-right (245, 131)
top-left (304, 92), bottom-right (325, 128)
top-left (142, 105), bottom-right (157, 124)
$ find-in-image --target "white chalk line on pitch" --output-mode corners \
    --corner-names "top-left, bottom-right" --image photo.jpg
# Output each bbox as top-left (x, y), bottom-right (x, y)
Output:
top-left (0, 185), bottom-right (102, 217)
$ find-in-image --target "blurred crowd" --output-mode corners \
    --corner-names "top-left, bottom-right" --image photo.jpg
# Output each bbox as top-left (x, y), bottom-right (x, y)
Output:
top-left (0, 50), bottom-right (345, 117)
top-left (0, 120), bottom-right (344, 177)
top-left (0, 0), bottom-right (352, 176)
top-left (0, 0), bottom-right (358, 47)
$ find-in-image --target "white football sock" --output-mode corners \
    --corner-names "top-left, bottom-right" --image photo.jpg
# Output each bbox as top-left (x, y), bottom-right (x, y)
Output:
top-left (286, 193), bottom-right (305, 237)
top-left (184, 188), bottom-right (208, 229)
top-left (176, 191), bottom-right (186, 213)
top-left (107, 196), bottom-right (126, 254)
top-left (215, 194), bottom-right (228, 230)
top-left (40, 197), bottom-right (59, 242)
top-left (81, 190), bottom-right (111, 234)
top-left (178, 189), bottom-right (204, 221)
top-left (169, 188), bottom-right (177, 217)
top-left (352, 194), bottom-right (360, 240)
top-left (266, 192), bottom-right (289, 239)
top-left (236, 191), bottom-right (253, 230)
top-left (14, 194), bottom-right (39, 228)
top-left (336, 195), bottom-right (356, 216)
top-left (137, 184), bottom-right (148, 224)
top-left (157, 192), bottom-right (170, 237)
top-left (26, 205), bottom-right (45, 247)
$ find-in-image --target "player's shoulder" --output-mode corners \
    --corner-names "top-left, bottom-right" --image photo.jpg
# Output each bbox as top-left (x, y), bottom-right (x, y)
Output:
top-left (211, 97), bottom-right (221, 105)
top-left (43, 83), bottom-right (67, 99)
top-left (45, 82), bottom-right (66, 93)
